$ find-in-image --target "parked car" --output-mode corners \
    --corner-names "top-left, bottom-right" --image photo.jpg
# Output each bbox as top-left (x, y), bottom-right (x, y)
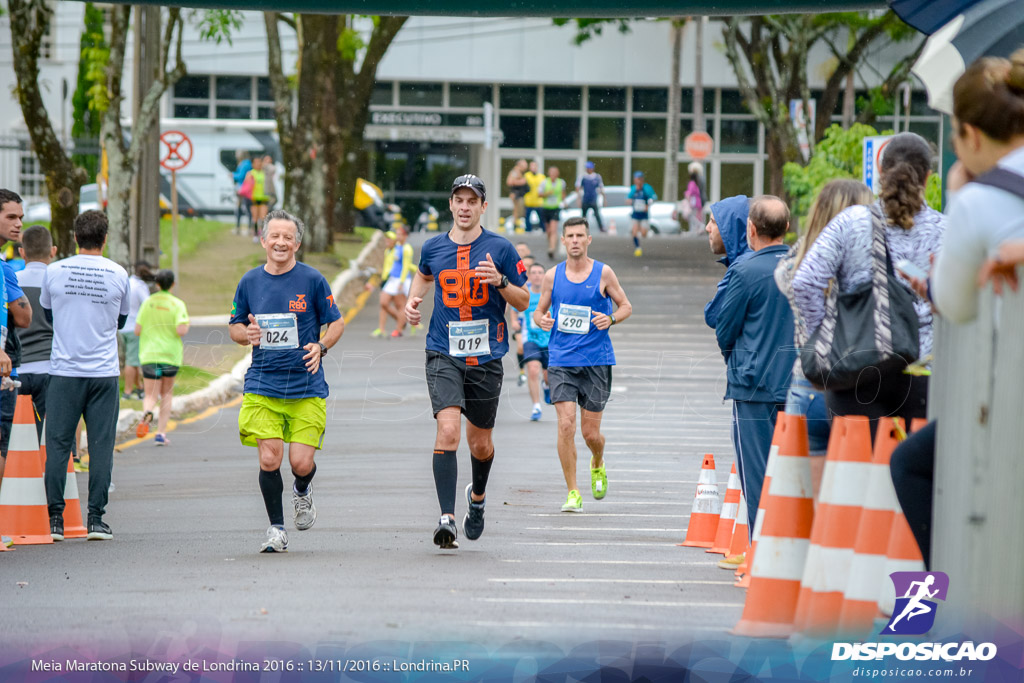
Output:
top-left (23, 184), bottom-right (101, 223)
top-left (561, 185), bottom-right (682, 234)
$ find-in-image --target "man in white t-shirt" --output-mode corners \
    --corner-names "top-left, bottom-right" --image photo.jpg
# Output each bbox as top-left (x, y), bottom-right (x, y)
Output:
top-left (41, 210), bottom-right (130, 542)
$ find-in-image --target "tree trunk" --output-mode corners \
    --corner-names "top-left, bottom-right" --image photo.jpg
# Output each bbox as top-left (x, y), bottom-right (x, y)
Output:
top-left (8, 0), bottom-right (87, 257)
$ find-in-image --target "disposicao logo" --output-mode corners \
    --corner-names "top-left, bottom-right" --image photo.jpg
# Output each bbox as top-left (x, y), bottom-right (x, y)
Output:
top-left (831, 571), bottom-right (998, 662)
top-left (884, 571), bottom-right (948, 635)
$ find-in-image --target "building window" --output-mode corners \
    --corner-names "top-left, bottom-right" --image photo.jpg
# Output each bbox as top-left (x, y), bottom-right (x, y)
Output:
top-left (500, 85), bottom-right (537, 110)
top-left (545, 86), bottom-right (582, 111)
top-left (587, 156), bottom-right (624, 186)
top-left (720, 89), bottom-right (752, 115)
top-left (632, 118), bottom-right (666, 152)
top-left (175, 75), bottom-right (210, 99)
top-left (399, 82), bottom-right (443, 107)
top-left (19, 142), bottom-right (45, 199)
top-left (589, 87), bottom-right (625, 112)
top-left (544, 116), bottom-right (580, 150)
top-left (171, 75), bottom-right (273, 120)
top-left (500, 115), bottom-right (536, 148)
top-left (720, 119), bottom-right (759, 153)
top-left (632, 88), bottom-right (668, 113)
top-left (450, 83), bottom-right (491, 108)
top-left (371, 81), bottom-right (393, 106)
top-left (588, 117), bottom-right (625, 151)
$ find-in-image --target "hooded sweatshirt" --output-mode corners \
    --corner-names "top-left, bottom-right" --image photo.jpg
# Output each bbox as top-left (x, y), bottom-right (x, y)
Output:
top-left (703, 195), bottom-right (751, 329)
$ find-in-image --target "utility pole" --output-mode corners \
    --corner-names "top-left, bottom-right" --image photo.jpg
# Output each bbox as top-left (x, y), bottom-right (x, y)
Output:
top-left (663, 18), bottom-right (684, 203)
top-left (130, 5), bottom-right (162, 268)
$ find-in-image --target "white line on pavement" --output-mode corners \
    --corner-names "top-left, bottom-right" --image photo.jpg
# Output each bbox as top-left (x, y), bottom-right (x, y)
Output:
top-left (472, 597), bottom-right (745, 608)
top-left (487, 578), bottom-right (736, 585)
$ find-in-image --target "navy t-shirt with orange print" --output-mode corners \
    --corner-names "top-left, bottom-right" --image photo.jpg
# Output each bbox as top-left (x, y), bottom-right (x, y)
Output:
top-left (230, 261), bottom-right (342, 398)
top-left (420, 229), bottom-right (527, 365)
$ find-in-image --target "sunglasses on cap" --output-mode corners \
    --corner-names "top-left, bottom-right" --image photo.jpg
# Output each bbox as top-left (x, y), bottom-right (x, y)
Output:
top-left (450, 174), bottom-right (486, 200)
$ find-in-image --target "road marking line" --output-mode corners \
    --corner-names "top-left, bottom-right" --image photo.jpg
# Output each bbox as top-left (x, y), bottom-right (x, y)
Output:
top-left (473, 597), bottom-right (744, 608)
top-left (468, 621), bottom-right (730, 632)
top-left (514, 542), bottom-right (680, 547)
top-left (529, 513), bottom-right (687, 518)
top-left (488, 578), bottom-right (736, 585)
top-left (525, 526), bottom-right (686, 532)
top-left (500, 559), bottom-right (713, 566)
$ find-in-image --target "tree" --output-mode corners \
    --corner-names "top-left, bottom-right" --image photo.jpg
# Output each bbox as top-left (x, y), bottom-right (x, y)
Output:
top-left (70, 2), bottom-right (107, 182)
top-left (95, 7), bottom-right (239, 266)
top-left (264, 13), bottom-right (407, 252)
top-left (8, 0), bottom-right (89, 257)
top-left (721, 12), bottom-right (923, 197)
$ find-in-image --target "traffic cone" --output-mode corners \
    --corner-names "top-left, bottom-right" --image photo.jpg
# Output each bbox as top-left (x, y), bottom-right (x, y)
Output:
top-left (726, 493), bottom-right (750, 562)
top-left (608, 220), bottom-right (617, 235)
top-left (0, 395), bottom-right (52, 545)
top-left (731, 413), bottom-right (813, 638)
top-left (735, 418), bottom-right (784, 586)
top-left (41, 425), bottom-right (87, 540)
top-left (708, 463), bottom-right (741, 555)
top-left (792, 415), bottom-right (873, 636)
top-left (679, 454), bottom-right (721, 548)
top-left (877, 418), bottom-right (926, 618)
top-left (838, 417), bottom-right (906, 634)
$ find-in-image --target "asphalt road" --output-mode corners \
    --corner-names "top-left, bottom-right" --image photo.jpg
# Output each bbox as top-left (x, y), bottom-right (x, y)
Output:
top-left (1, 230), bottom-right (749, 658)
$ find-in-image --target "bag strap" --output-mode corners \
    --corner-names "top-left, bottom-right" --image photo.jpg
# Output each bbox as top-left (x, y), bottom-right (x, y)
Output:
top-left (868, 205), bottom-right (895, 357)
top-left (972, 167), bottom-right (1024, 202)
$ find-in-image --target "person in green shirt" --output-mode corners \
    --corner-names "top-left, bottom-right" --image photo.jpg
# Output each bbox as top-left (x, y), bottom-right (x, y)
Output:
top-left (246, 156), bottom-right (269, 242)
top-left (539, 165), bottom-right (566, 259)
top-left (134, 269), bottom-right (190, 445)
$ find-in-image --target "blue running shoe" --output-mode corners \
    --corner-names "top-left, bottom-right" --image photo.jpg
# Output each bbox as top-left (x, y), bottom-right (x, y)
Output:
top-left (530, 405), bottom-right (542, 421)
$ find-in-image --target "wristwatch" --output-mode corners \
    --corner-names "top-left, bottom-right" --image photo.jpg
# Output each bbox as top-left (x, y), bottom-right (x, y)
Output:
top-left (317, 341), bottom-right (328, 357)
top-left (610, 314), bottom-right (617, 325)
top-left (496, 274), bottom-right (510, 290)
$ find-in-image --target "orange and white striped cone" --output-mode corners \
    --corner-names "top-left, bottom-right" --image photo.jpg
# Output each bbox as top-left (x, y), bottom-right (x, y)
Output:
top-left (792, 415), bottom-right (873, 637)
top-left (877, 419), bottom-right (926, 618)
top-left (731, 413), bottom-right (813, 637)
top-left (735, 418), bottom-right (784, 586)
top-left (679, 454), bottom-right (721, 548)
top-left (0, 395), bottom-right (52, 545)
top-left (726, 493), bottom-right (750, 563)
top-left (837, 417), bottom-right (906, 634)
top-left (44, 425), bottom-right (87, 540)
top-left (708, 463), bottom-right (741, 555)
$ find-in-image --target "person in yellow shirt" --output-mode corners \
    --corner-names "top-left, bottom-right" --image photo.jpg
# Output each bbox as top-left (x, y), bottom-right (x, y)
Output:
top-left (134, 270), bottom-right (190, 445)
top-left (523, 161), bottom-right (545, 233)
top-left (372, 225), bottom-right (417, 338)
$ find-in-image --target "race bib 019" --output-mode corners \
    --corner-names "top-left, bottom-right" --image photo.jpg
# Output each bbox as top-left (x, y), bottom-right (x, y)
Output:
top-left (256, 313), bottom-right (299, 350)
top-left (557, 303), bottom-right (591, 335)
top-left (448, 319), bottom-right (490, 357)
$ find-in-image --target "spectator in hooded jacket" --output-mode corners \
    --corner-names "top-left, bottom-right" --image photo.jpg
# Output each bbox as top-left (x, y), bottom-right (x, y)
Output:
top-left (703, 194), bottom-right (751, 329)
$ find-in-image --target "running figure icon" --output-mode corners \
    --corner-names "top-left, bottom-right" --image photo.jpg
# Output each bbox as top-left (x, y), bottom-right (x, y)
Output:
top-left (888, 574), bottom-right (939, 632)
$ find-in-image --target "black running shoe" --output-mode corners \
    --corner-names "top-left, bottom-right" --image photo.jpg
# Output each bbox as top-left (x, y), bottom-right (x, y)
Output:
top-left (50, 515), bottom-right (64, 542)
top-left (433, 515), bottom-right (458, 549)
top-left (463, 483), bottom-right (485, 541)
top-left (87, 518), bottom-right (113, 541)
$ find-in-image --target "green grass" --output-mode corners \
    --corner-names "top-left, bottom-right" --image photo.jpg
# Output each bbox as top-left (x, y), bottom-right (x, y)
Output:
top-left (158, 218), bottom-right (233, 269)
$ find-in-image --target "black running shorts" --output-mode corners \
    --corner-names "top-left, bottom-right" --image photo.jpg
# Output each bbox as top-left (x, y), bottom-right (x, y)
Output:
top-left (425, 350), bottom-right (504, 430)
top-left (142, 363), bottom-right (180, 380)
top-left (548, 365), bottom-right (612, 413)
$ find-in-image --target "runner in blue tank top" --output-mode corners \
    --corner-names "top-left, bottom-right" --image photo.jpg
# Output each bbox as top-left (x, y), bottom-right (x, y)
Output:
top-left (533, 216), bottom-right (633, 512)
top-left (405, 174), bottom-right (529, 549)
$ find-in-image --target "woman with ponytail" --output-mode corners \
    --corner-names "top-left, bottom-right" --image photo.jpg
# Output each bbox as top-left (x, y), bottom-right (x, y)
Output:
top-left (889, 50), bottom-right (1024, 568)
top-left (791, 132), bottom-right (946, 432)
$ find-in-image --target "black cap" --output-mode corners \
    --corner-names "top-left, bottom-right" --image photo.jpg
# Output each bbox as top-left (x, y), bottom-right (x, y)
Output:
top-left (450, 174), bottom-right (486, 201)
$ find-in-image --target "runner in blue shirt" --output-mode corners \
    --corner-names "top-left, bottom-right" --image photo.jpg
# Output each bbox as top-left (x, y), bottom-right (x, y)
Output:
top-left (534, 216), bottom-right (632, 512)
top-left (521, 262), bottom-right (552, 421)
top-left (575, 161), bottom-right (605, 233)
top-left (229, 209), bottom-right (345, 553)
top-left (405, 174), bottom-right (529, 549)
top-left (627, 171), bottom-right (657, 257)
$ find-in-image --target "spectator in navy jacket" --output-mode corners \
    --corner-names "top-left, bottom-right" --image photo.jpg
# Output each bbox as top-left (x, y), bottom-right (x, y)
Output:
top-left (704, 195), bottom-right (751, 329)
top-left (715, 195), bottom-right (795, 535)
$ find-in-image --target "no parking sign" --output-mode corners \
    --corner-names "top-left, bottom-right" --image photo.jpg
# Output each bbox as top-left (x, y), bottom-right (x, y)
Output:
top-left (863, 135), bottom-right (893, 196)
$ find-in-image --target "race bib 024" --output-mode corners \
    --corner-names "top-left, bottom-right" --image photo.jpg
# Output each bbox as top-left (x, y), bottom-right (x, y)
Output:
top-left (256, 313), bottom-right (299, 350)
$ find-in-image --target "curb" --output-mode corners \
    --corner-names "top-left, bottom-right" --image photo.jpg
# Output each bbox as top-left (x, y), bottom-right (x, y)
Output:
top-left (114, 230), bottom-right (387, 443)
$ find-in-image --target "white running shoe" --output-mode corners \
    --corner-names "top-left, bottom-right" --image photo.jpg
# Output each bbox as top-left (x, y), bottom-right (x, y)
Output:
top-left (293, 486), bottom-right (317, 531)
top-left (259, 525), bottom-right (288, 553)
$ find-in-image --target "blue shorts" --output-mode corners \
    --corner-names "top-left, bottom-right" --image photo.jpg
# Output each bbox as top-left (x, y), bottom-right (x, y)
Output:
top-left (785, 375), bottom-right (831, 455)
top-left (521, 341), bottom-right (549, 369)
top-left (631, 212), bottom-right (650, 222)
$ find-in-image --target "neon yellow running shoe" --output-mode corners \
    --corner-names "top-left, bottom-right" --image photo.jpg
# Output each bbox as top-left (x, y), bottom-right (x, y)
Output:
top-left (561, 490), bottom-right (582, 512)
top-left (590, 458), bottom-right (607, 499)
top-left (370, 328), bottom-right (384, 338)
